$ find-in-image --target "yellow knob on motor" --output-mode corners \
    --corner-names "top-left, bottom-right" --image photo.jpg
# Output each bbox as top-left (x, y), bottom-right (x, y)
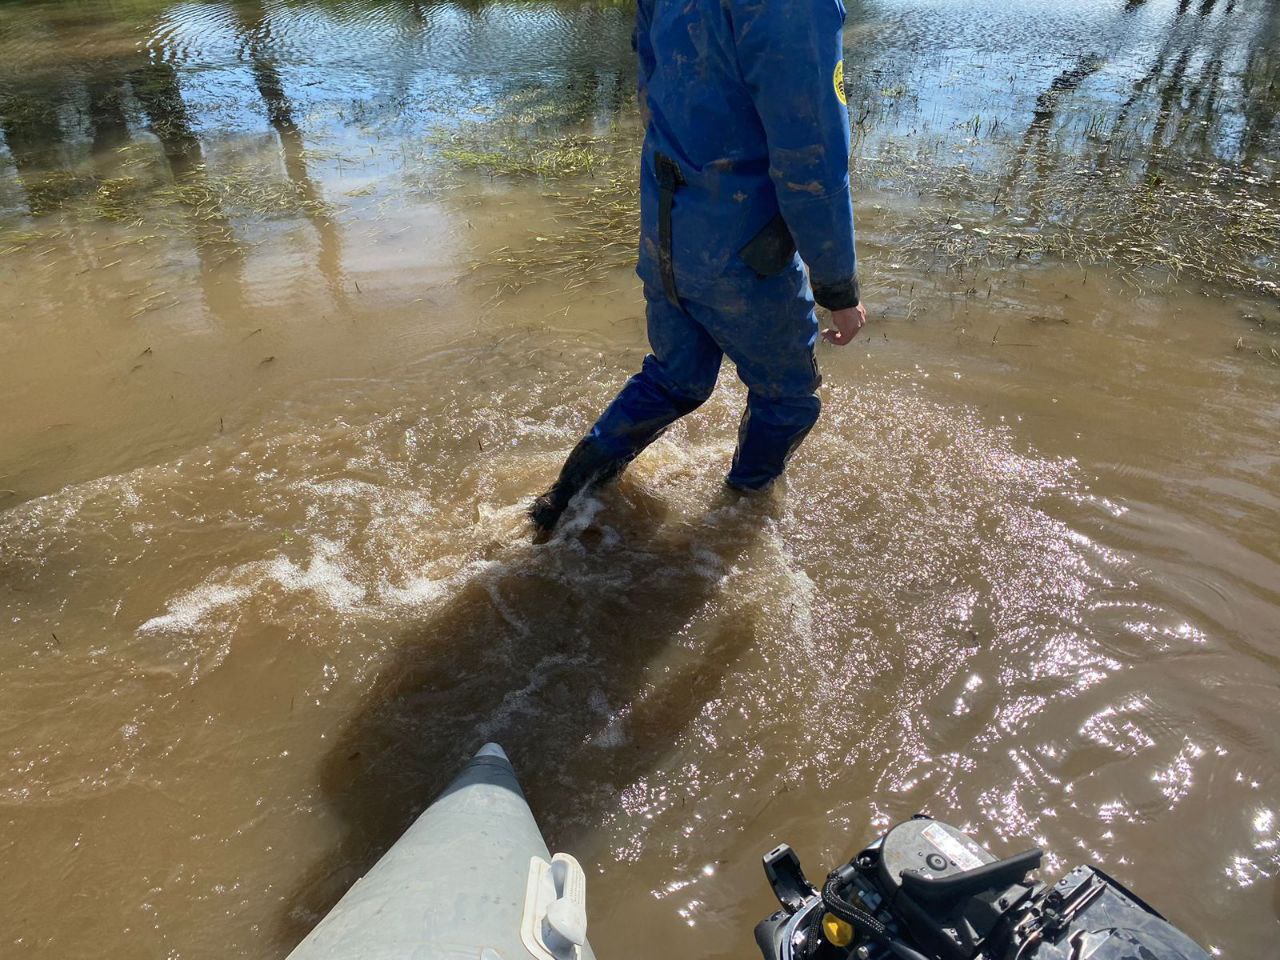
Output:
top-left (822, 912), bottom-right (854, 947)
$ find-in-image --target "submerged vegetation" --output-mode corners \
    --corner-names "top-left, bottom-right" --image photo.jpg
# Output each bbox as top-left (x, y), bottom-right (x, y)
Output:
top-left (2, 164), bottom-right (327, 224)
top-left (0, 157), bottom-right (333, 264)
top-left (1, 0), bottom-right (1276, 314)
top-left (434, 129), bottom-right (611, 179)
top-left (859, 149), bottom-right (1280, 299)
top-left (415, 2), bottom-right (1280, 306)
top-left (430, 121), bottom-right (640, 290)
top-left (427, 117), bottom-right (1278, 305)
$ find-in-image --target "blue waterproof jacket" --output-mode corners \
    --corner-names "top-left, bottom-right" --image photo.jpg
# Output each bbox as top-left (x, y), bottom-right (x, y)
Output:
top-left (633, 0), bottom-right (859, 310)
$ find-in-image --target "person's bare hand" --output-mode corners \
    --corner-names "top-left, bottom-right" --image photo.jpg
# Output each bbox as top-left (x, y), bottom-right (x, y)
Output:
top-left (822, 302), bottom-right (868, 345)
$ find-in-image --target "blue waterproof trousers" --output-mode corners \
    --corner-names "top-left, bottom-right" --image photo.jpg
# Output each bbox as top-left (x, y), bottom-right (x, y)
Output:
top-left (533, 0), bottom-right (857, 525)
top-left (583, 265), bottom-right (821, 491)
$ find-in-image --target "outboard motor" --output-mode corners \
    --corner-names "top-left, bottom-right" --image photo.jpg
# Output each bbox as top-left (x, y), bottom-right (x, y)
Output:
top-left (755, 815), bottom-right (1210, 960)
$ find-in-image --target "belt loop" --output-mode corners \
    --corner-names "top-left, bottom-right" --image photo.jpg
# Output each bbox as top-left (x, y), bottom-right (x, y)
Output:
top-left (654, 152), bottom-right (685, 309)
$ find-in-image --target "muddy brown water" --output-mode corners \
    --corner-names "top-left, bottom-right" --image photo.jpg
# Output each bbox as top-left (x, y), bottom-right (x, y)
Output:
top-left (1, 0), bottom-right (1278, 958)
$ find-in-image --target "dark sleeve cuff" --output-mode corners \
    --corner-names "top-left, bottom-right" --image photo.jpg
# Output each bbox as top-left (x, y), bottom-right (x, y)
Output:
top-left (812, 275), bottom-right (860, 311)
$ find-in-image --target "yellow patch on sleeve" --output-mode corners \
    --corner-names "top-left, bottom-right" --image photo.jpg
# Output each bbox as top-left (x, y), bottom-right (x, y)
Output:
top-left (833, 60), bottom-right (847, 105)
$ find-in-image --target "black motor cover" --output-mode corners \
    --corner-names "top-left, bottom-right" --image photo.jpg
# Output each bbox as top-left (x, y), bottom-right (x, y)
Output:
top-left (754, 819), bottom-right (1212, 960)
top-left (1026, 866), bottom-right (1211, 960)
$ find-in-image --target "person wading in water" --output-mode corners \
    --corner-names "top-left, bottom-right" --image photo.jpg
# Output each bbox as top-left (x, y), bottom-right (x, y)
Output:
top-left (530, 0), bottom-right (866, 535)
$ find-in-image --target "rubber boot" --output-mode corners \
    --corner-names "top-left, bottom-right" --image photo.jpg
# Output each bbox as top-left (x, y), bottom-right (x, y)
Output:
top-left (529, 437), bottom-right (627, 536)
top-left (724, 475), bottom-right (772, 496)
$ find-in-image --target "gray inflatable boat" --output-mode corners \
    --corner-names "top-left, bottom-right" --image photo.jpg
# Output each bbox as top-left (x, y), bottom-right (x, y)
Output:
top-left (287, 743), bottom-right (596, 960)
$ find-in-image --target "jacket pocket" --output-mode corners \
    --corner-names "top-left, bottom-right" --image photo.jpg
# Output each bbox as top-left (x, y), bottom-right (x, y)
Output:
top-left (738, 211), bottom-right (797, 277)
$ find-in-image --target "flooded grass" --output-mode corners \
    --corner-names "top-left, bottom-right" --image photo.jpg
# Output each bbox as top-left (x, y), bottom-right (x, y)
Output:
top-left (155, 170), bottom-right (330, 219)
top-left (3, 0), bottom-right (1276, 303)
top-left (421, 118), bottom-right (1278, 302)
top-left (4, 90), bottom-right (1275, 303)
top-left (858, 148), bottom-right (1280, 298)
top-left (481, 168), bottom-right (639, 293)
top-left (0, 152), bottom-right (333, 257)
top-left (433, 128), bottom-right (610, 179)
top-left (427, 124), bottom-right (642, 291)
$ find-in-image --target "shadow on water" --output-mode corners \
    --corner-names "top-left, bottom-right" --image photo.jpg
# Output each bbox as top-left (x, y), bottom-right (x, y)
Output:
top-left (0, 49), bottom-right (257, 315)
top-left (234, 0), bottom-right (349, 306)
top-left (278, 483), bottom-right (774, 946)
top-left (1004, 53), bottom-right (1106, 213)
top-left (0, 0), bottom-right (354, 319)
top-left (1006, 0), bottom-right (1275, 180)
top-left (131, 56), bottom-right (254, 320)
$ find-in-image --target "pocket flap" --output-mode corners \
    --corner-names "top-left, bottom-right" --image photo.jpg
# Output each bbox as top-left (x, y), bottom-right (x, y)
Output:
top-left (738, 212), bottom-right (797, 277)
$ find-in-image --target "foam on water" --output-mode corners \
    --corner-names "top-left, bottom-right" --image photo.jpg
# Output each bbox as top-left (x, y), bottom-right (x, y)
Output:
top-left (137, 581), bottom-right (258, 636)
top-left (136, 536), bottom-right (373, 637)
